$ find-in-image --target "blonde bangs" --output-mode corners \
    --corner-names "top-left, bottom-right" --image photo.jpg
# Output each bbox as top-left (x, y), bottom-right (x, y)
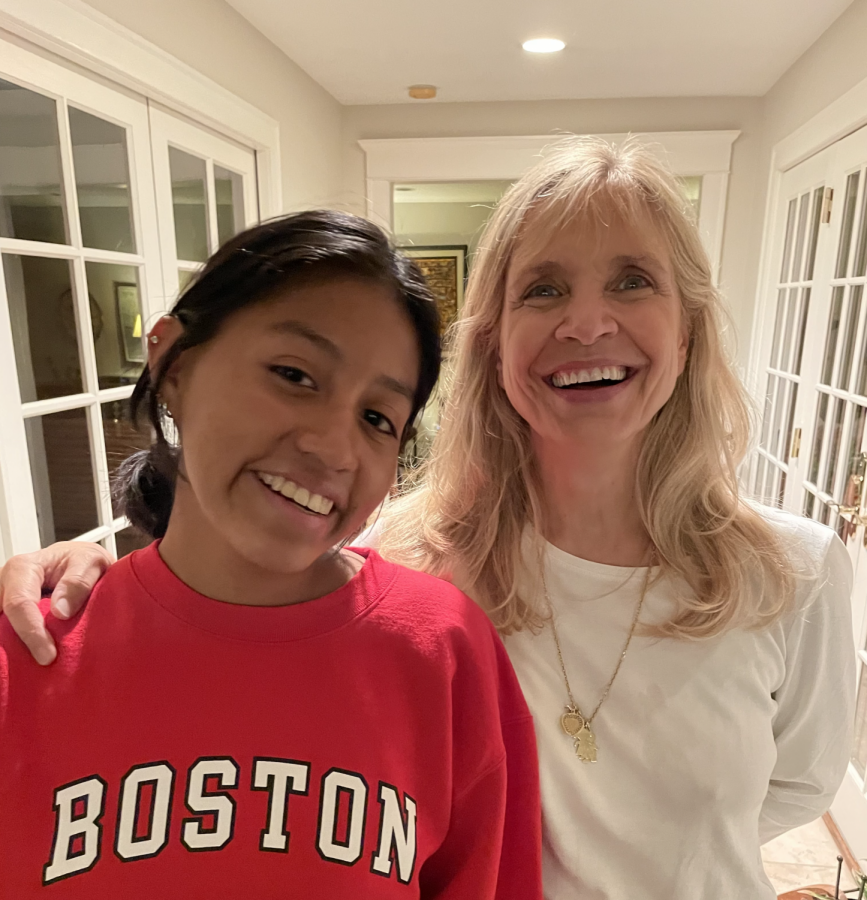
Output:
top-left (380, 136), bottom-right (796, 638)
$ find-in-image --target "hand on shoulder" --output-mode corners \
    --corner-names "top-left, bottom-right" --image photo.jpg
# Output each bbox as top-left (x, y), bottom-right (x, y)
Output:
top-left (0, 542), bottom-right (113, 665)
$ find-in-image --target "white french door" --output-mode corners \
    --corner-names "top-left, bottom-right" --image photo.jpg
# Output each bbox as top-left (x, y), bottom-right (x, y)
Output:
top-left (751, 123), bottom-right (867, 861)
top-left (0, 37), bottom-right (259, 563)
top-left (149, 105), bottom-right (258, 303)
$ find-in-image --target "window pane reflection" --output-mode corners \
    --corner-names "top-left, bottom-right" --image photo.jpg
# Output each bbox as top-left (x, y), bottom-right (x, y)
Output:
top-left (169, 147), bottom-right (208, 262)
top-left (84, 262), bottom-right (144, 389)
top-left (69, 107), bottom-right (135, 254)
top-left (0, 77), bottom-right (68, 244)
top-left (115, 525), bottom-right (152, 558)
top-left (214, 165), bottom-right (245, 246)
top-left (178, 268), bottom-right (197, 293)
top-left (25, 408), bottom-right (99, 545)
top-left (3, 254), bottom-right (83, 402)
top-left (102, 401), bottom-right (151, 518)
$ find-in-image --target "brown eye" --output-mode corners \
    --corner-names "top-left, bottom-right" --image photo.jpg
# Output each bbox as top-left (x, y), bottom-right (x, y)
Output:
top-left (271, 365), bottom-right (315, 388)
top-left (363, 410), bottom-right (397, 437)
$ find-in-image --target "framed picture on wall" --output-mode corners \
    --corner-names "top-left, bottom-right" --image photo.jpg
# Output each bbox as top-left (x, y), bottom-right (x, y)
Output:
top-left (401, 245), bottom-right (467, 332)
top-left (114, 282), bottom-right (145, 364)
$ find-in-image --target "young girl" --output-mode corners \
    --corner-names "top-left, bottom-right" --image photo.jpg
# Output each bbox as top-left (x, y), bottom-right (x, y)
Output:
top-left (0, 211), bottom-right (542, 898)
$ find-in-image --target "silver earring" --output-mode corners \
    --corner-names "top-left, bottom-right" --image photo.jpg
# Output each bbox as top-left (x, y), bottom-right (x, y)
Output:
top-left (149, 335), bottom-right (159, 344)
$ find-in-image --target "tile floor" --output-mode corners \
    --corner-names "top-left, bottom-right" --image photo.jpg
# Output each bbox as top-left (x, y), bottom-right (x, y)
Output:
top-left (762, 818), bottom-right (860, 895)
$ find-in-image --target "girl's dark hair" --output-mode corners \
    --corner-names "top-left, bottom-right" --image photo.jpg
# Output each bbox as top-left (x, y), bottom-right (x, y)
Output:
top-left (117, 209), bottom-right (441, 539)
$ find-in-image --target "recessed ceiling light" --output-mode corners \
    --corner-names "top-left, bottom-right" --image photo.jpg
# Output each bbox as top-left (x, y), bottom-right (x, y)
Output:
top-left (522, 38), bottom-right (565, 53)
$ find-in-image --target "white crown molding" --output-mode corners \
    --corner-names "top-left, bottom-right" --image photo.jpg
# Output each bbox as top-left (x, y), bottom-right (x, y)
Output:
top-left (360, 131), bottom-right (740, 182)
top-left (0, 0), bottom-right (282, 217)
top-left (774, 74), bottom-right (867, 173)
top-left (360, 131), bottom-right (740, 282)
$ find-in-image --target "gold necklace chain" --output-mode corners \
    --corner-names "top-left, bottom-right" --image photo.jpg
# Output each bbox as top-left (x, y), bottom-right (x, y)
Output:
top-left (543, 564), bottom-right (650, 763)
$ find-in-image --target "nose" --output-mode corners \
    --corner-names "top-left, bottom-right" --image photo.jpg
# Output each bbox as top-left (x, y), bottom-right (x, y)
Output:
top-left (293, 405), bottom-right (359, 473)
top-left (554, 289), bottom-right (618, 345)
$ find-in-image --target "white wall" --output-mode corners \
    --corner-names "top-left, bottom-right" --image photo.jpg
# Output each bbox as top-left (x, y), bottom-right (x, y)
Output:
top-left (341, 98), bottom-right (766, 366)
top-left (82, 0), bottom-right (344, 211)
top-left (394, 200), bottom-right (500, 257)
top-left (762, 0), bottom-right (867, 149)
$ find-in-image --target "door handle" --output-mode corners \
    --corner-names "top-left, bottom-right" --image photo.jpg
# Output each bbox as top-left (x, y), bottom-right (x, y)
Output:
top-left (829, 452), bottom-right (867, 536)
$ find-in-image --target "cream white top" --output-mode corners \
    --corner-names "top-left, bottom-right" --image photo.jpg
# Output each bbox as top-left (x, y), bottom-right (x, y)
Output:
top-left (505, 509), bottom-right (855, 899)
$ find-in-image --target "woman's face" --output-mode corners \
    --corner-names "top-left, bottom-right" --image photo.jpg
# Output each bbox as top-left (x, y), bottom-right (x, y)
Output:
top-left (498, 209), bottom-right (689, 452)
top-left (158, 276), bottom-right (420, 578)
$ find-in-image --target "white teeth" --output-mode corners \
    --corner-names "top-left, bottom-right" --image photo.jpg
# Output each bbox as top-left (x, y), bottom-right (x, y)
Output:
top-left (552, 366), bottom-right (628, 387)
top-left (294, 487), bottom-right (310, 507)
top-left (257, 473), bottom-right (333, 516)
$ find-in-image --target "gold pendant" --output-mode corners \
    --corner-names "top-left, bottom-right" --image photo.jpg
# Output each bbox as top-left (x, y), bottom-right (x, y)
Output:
top-left (574, 723), bottom-right (598, 763)
top-left (560, 706), bottom-right (585, 737)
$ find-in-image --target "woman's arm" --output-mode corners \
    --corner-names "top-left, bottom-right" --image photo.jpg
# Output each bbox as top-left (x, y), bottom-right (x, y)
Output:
top-left (0, 543), bottom-right (112, 665)
top-left (759, 532), bottom-right (855, 843)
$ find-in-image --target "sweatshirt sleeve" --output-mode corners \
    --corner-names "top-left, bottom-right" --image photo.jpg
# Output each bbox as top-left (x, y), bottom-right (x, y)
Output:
top-left (419, 623), bottom-right (544, 900)
top-left (759, 531), bottom-right (855, 843)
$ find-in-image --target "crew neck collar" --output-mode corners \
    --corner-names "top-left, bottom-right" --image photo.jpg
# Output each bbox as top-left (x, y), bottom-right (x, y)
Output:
top-left (128, 542), bottom-right (394, 643)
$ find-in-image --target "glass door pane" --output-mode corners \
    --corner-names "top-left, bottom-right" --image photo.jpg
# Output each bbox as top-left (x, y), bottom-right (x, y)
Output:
top-left (24, 408), bottom-right (99, 545)
top-left (168, 146), bottom-right (209, 262)
top-left (149, 105), bottom-right (258, 305)
top-left (69, 106), bottom-right (136, 254)
top-left (214, 165), bottom-right (245, 245)
top-left (0, 77), bottom-right (68, 245)
top-left (3, 254), bottom-right (82, 402)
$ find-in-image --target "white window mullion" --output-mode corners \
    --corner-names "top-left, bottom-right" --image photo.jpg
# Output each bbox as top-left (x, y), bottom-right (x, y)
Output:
top-left (85, 399), bottom-right (113, 532)
top-left (0, 267), bottom-right (40, 558)
top-left (0, 238), bottom-right (78, 259)
top-left (56, 96), bottom-right (82, 251)
top-left (71, 255), bottom-right (99, 396)
top-left (204, 157), bottom-right (219, 256)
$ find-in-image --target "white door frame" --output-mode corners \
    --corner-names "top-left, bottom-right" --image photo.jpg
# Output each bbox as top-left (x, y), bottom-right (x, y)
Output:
top-left (748, 74), bottom-right (867, 395)
top-left (747, 70), bottom-right (867, 866)
top-left (0, 0), bottom-right (281, 219)
top-left (359, 131), bottom-right (740, 283)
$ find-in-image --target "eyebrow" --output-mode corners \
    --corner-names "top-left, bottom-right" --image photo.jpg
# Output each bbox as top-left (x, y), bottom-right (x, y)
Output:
top-left (377, 375), bottom-right (415, 404)
top-left (610, 254), bottom-right (666, 270)
top-left (511, 254), bottom-right (666, 281)
top-left (269, 320), bottom-right (342, 359)
top-left (269, 319), bottom-right (416, 403)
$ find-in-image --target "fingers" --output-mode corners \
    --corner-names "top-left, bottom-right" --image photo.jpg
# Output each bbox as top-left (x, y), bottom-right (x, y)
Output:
top-left (49, 545), bottom-right (114, 620)
top-left (0, 556), bottom-right (57, 665)
top-left (0, 542), bottom-right (114, 665)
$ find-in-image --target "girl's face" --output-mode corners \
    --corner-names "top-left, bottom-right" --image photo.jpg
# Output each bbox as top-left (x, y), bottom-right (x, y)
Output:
top-left (498, 209), bottom-right (689, 453)
top-left (158, 276), bottom-right (420, 579)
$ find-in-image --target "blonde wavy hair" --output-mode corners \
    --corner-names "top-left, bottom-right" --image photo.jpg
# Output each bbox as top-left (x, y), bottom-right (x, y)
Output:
top-left (381, 135), bottom-right (795, 638)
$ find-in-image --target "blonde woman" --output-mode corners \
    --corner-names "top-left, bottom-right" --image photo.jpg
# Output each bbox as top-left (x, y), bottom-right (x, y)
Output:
top-left (0, 138), bottom-right (856, 898)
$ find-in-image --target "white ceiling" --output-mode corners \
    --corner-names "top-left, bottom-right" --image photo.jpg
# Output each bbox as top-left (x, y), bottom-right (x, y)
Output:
top-left (225, 0), bottom-right (852, 105)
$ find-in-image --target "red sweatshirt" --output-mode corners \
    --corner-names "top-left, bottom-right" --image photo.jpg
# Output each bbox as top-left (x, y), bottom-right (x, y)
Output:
top-left (0, 545), bottom-right (542, 899)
